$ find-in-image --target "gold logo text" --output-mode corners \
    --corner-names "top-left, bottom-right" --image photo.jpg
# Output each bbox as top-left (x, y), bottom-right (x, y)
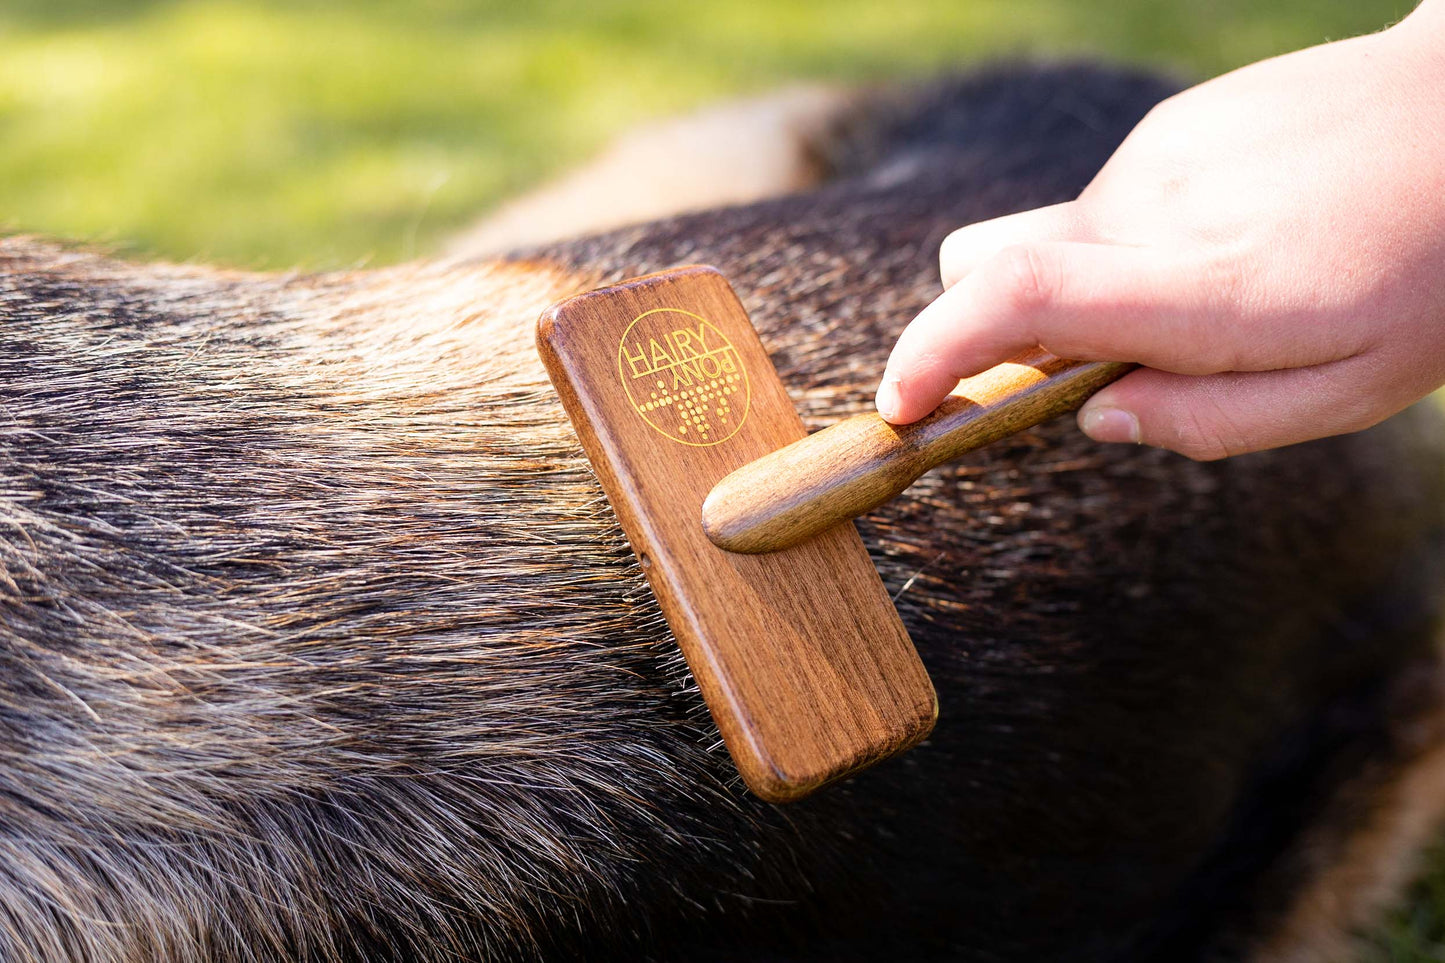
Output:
top-left (617, 308), bottom-right (750, 446)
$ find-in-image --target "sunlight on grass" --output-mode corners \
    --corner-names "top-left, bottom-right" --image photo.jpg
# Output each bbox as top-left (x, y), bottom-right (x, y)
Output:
top-left (0, 0), bottom-right (1418, 267)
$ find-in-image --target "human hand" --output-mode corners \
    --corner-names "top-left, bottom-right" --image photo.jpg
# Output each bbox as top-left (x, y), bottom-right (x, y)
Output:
top-left (876, 3), bottom-right (1445, 460)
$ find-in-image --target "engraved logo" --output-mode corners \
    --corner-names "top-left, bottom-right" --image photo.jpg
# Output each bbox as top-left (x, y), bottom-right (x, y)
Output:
top-left (617, 307), bottom-right (751, 447)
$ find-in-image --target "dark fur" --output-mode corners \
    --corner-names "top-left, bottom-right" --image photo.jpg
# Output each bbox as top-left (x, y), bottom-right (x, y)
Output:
top-left (0, 65), bottom-right (1442, 962)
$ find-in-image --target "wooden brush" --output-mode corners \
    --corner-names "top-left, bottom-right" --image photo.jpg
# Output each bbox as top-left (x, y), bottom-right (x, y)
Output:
top-left (537, 266), bottom-right (937, 803)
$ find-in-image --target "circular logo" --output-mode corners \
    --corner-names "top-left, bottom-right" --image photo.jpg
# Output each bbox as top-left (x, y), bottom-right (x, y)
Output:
top-left (616, 307), bottom-right (751, 447)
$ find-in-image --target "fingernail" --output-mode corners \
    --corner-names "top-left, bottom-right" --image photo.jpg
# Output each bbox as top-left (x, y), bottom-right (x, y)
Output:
top-left (1080, 405), bottom-right (1141, 444)
top-left (876, 376), bottom-right (903, 421)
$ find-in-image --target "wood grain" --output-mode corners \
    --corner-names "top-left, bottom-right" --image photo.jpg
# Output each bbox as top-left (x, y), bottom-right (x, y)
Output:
top-left (537, 266), bottom-right (936, 803)
top-left (702, 351), bottom-right (1134, 554)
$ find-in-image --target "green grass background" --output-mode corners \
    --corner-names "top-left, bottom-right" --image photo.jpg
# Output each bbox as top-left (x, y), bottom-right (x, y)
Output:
top-left (0, 0), bottom-right (1422, 268)
top-left (3, 0), bottom-right (1443, 957)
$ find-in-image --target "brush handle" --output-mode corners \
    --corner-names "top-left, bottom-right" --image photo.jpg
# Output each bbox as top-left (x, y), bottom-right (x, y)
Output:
top-left (702, 351), bottom-right (1134, 553)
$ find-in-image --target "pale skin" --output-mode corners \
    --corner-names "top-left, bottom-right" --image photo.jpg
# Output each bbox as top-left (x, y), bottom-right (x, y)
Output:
top-left (876, 0), bottom-right (1445, 460)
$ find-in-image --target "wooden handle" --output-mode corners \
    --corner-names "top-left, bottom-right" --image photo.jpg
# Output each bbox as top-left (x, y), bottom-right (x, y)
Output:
top-left (702, 350), bottom-right (1134, 553)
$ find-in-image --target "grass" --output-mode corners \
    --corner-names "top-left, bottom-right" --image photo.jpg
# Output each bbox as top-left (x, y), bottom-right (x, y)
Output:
top-left (0, 0), bottom-right (1420, 268)
top-left (2, 1), bottom-right (1441, 957)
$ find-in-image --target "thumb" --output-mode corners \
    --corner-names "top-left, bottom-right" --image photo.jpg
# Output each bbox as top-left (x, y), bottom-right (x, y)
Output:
top-left (1077, 361), bottom-right (1376, 460)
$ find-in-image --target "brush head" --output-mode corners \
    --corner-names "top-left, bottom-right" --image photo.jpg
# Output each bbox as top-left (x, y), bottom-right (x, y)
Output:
top-left (536, 265), bottom-right (935, 802)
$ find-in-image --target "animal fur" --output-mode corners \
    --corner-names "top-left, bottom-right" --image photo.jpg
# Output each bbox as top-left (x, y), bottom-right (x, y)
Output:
top-left (0, 64), bottom-right (1442, 962)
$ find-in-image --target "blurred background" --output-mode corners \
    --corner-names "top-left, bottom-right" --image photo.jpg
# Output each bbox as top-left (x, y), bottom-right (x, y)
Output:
top-left (2, 0), bottom-right (1441, 958)
top-left (0, 0), bottom-right (1421, 269)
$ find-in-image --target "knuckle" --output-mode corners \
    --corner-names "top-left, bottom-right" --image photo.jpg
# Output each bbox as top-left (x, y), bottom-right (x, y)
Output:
top-left (1171, 401), bottom-right (1243, 461)
top-left (993, 244), bottom-right (1059, 317)
top-left (888, 329), bottom-right (940, 379)
top-left (1323, 362), bottom-right (1393, 433)
top-left (903, 347), bottom-right (951, 386)
top-left (1177, 255), bottom-right (1251, 373)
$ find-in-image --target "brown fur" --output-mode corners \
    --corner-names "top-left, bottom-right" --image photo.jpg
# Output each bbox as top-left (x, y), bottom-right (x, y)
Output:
top-left (1, 64), bottom-right (1443, 962)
